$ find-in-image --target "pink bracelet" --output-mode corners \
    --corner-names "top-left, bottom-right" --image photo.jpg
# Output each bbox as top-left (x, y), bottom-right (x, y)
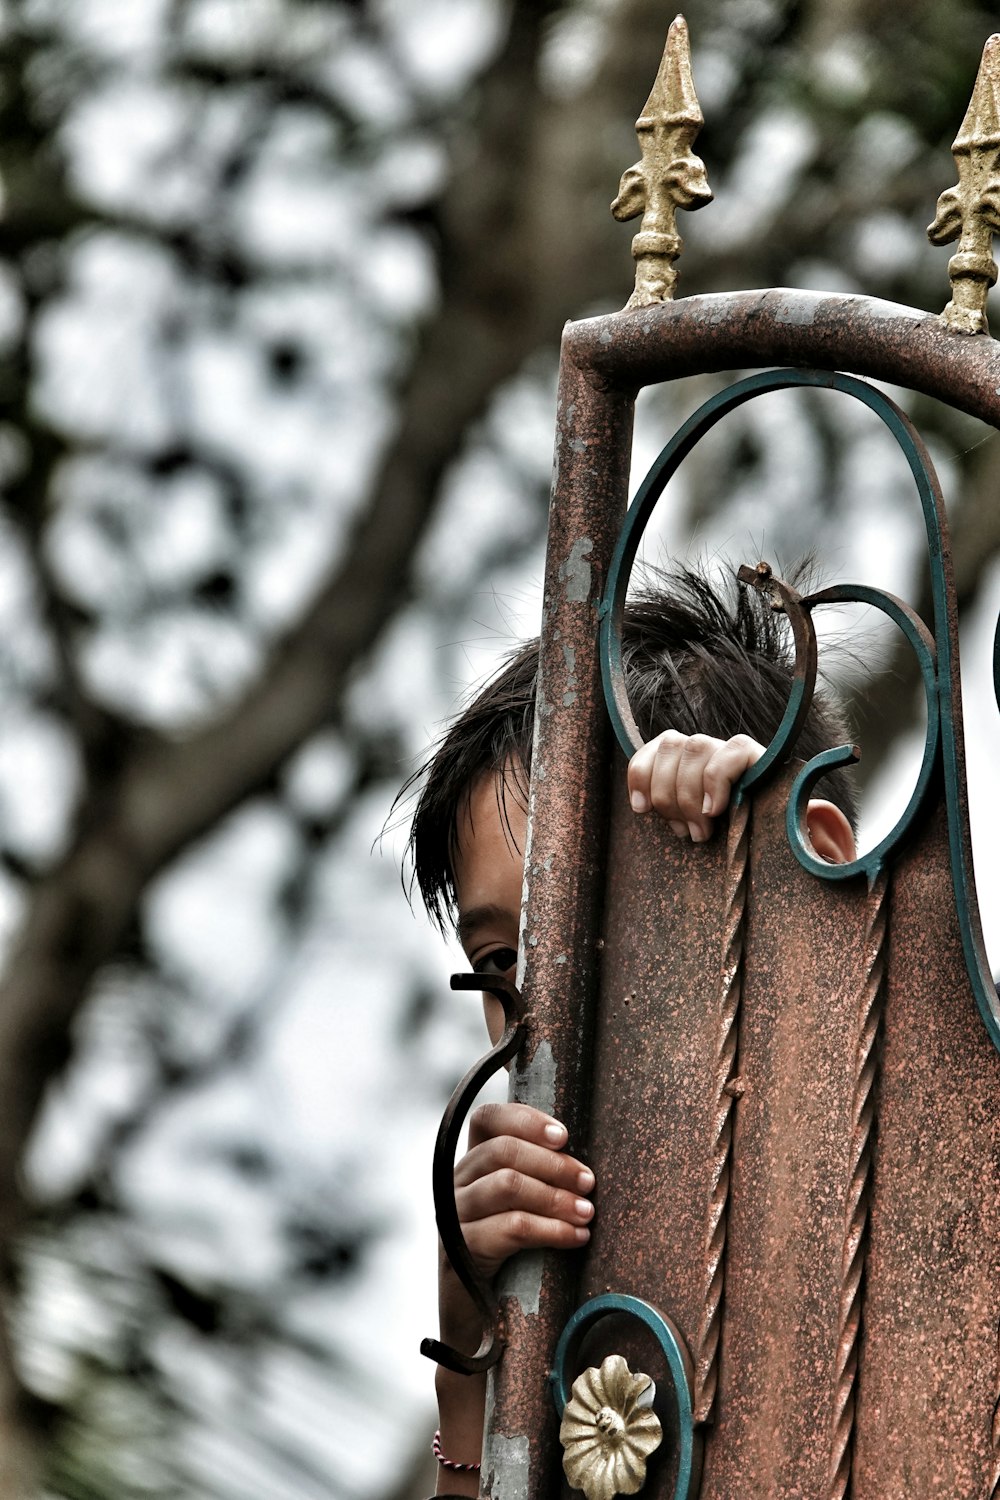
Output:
top-left (433, 1429), bottom-right (481, 1473)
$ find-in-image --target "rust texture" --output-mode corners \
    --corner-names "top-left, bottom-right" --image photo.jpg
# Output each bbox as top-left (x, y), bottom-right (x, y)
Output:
top-left (828, 869), bottom-right (887, 1500)
top-left (850, 796), bottom-right (1000, 1496)
top-left (479, 355), bottom-right (634, 1500)
top-left (578, 773), bottom-right (734, 1500)
top-left (565, 288), bottom-right (1000, 430)
top-left (692, 795), bottom-right (749, 1426)
top-left (990, 1316), bottom-right (1000, 1500)
top-left (696, 771), bottom-right (870, 1498)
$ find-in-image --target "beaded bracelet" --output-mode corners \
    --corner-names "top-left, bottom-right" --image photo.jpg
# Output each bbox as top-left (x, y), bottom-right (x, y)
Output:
top-left (432, 1429), bottom-right (481, 1473)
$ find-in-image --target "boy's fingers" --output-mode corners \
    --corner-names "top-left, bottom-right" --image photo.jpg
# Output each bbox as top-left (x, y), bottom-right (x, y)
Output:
top-left (456, 1135), bottom-right (594, 1196)
top-left (629, 731), bottom-right (768, 834)
top-left (701, 735), bottom-right (765, 817)
top-left (627, 729), bottom-right (684, 814)
top-left (672, 734), bottom-right (720, 839)
top-left (457, 1168), bottom-right (595, 1228)
top-left (644, 734), bottom-right (684, 824)
top-left (468, 1101), bottom-right (567, 1152)
top-left (462, 1212), bottom-right (590, 1280)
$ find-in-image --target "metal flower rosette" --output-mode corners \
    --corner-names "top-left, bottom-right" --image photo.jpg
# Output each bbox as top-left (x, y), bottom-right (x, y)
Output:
top-left (559, 1354), bottom-right (663, 1500)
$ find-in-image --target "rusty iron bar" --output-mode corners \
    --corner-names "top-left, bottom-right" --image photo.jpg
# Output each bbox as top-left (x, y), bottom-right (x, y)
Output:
top-left (565, 290), bottom-right (1000, 431)
top-left (828, 868), bottom-right (889, 1500)
top-left (692, 796), bottom-right (749, 1426)
top-left (481, 355), bottom-right (635, 1498)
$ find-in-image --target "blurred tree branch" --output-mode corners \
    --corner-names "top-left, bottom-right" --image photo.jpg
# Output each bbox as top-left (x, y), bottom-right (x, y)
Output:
top-left (0, 0), bottom-right (997, 1493)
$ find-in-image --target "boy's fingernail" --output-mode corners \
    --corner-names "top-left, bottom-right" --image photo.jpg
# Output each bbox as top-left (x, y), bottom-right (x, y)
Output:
top-left (630, 790), bottom-right (650, 813)
top-left (577, 1167), bottom-right (595, 1191)
top-left (575, 1198), bottom-right (594, 1220)
top-left (573, 1226), bottom-right (591, 1243)
top-left (669, 820), bottom-right (687, 838)
top-left (544, 1122), bottom-right (568, 1145)
top-left (689, 823), bottom-right (707, 843)
top-left (702, 793), bottom-right (713, 815)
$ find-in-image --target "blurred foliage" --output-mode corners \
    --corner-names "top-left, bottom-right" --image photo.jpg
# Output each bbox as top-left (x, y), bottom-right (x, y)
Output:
top-left (0, 0), bottom-right (995, 1497)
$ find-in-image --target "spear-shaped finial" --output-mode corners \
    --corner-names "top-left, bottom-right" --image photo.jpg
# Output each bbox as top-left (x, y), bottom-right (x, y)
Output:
top-left (927, 33), bottom-right (1000, 335)
top-left (612, 14), bottom-right (713, 310)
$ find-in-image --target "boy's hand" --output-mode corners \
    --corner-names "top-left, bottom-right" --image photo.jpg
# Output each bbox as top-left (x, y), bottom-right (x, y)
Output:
top-left (627, 730), bottom-right (765, 843)
top-left (453, 1102), bottom-right (594, 1281)
top-left (435, 1103), bottom-right (592, 1492)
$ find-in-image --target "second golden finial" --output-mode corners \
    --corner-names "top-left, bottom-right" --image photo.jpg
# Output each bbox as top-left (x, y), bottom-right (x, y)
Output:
top-left (928, 33), bottom-right (1000, 335)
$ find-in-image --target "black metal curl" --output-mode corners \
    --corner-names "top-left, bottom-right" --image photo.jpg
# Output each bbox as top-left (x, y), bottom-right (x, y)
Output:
top-left (420, 972), bottom-right (527, 1375)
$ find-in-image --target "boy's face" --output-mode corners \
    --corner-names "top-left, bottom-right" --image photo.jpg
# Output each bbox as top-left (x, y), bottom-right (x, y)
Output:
top-left (453, 770), bottom-right (525, 1047)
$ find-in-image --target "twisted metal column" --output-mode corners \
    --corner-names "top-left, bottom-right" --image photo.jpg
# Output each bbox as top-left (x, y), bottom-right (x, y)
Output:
top-left (693, 797), bottom-right (749, 1425)
top-left (828, 868), bottom-right (889, 1499)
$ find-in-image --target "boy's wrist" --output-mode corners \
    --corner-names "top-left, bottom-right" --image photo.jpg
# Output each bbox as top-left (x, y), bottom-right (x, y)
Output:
top-left (434, 1365), bottom-right (486, 1495)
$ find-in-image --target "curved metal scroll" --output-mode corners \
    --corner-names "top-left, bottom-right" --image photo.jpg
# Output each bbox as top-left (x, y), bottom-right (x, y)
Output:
top-left (421, 972), bottom-right (527, 1375)
top-left (550, 1293), bottom-right (702, 1500)
top-left (780, 584), bottom-right (940, 884)
top-left (599, 366), bottom-right (1000, 1056)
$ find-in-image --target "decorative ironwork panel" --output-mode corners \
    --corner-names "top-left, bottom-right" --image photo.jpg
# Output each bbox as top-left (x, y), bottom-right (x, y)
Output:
top-left (420, 23), bottom-right (1000, 1500)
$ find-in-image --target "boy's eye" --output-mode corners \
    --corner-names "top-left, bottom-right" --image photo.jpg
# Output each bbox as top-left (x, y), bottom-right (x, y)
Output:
top-left (472, 947), bottom-right (517, 978)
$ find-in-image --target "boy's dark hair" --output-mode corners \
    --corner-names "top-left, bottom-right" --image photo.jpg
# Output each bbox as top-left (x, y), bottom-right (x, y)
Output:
top-left (407, 566), bottom-right (859, 931)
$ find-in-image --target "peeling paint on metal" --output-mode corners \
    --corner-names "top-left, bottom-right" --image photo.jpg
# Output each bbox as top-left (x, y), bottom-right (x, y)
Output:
top-left (562, 689), bottom-right (577, 705)
top-left (568, 436), bottom-right (587, 454)
top-left (562, 643), bottom-right (577, 676)
top-left (513, 1037), bottom-right (557, 1116)
top-left (501, 1247), bottom-right (544, 1317)
top-left (691, 297), bottom-right (731, 325)
top-left (485, 1432), bottom-right (530, 1500)
top-left (559, 537), bottom-right (593, 604)
top-left (774, 297), bottom-right (816, 326)
top-left (858, 295), bottom-right (929, 322)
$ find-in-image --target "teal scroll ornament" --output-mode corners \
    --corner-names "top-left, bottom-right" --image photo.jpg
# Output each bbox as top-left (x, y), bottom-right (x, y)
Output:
top-left (598, 367), bottom-right (1000, 1056)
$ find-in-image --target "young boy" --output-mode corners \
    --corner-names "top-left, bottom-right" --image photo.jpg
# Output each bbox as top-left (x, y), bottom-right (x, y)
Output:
top-left (407, 568), bottom-right (858, 1494)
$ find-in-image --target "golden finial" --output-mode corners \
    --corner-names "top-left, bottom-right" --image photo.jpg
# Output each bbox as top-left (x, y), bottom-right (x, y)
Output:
top-left (927, 33), bottom-right (1000, 335)
top-left (612, 14), bottom-right (713, 310)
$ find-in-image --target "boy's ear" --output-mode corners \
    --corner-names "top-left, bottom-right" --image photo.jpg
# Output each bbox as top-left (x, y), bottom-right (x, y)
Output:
top-left (804, 799), bottom-right (856, 865)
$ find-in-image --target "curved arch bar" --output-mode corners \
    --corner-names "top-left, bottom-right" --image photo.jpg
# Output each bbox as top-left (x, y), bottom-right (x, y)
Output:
top-left (421, 973), bottom-right (527, 1375)
top-left (549, 1293), bottom-right (702, 1500)
top-left (599, 373), bottom-right (830, 762)
top-left (785, 585), bottom-right (939, 888)
top-left (566, 289), bottom-right (1000, 432)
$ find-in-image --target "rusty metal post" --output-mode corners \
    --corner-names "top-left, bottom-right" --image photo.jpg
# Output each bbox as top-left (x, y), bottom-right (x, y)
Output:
top-left (479, 349), bottom-right (635, 1498)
